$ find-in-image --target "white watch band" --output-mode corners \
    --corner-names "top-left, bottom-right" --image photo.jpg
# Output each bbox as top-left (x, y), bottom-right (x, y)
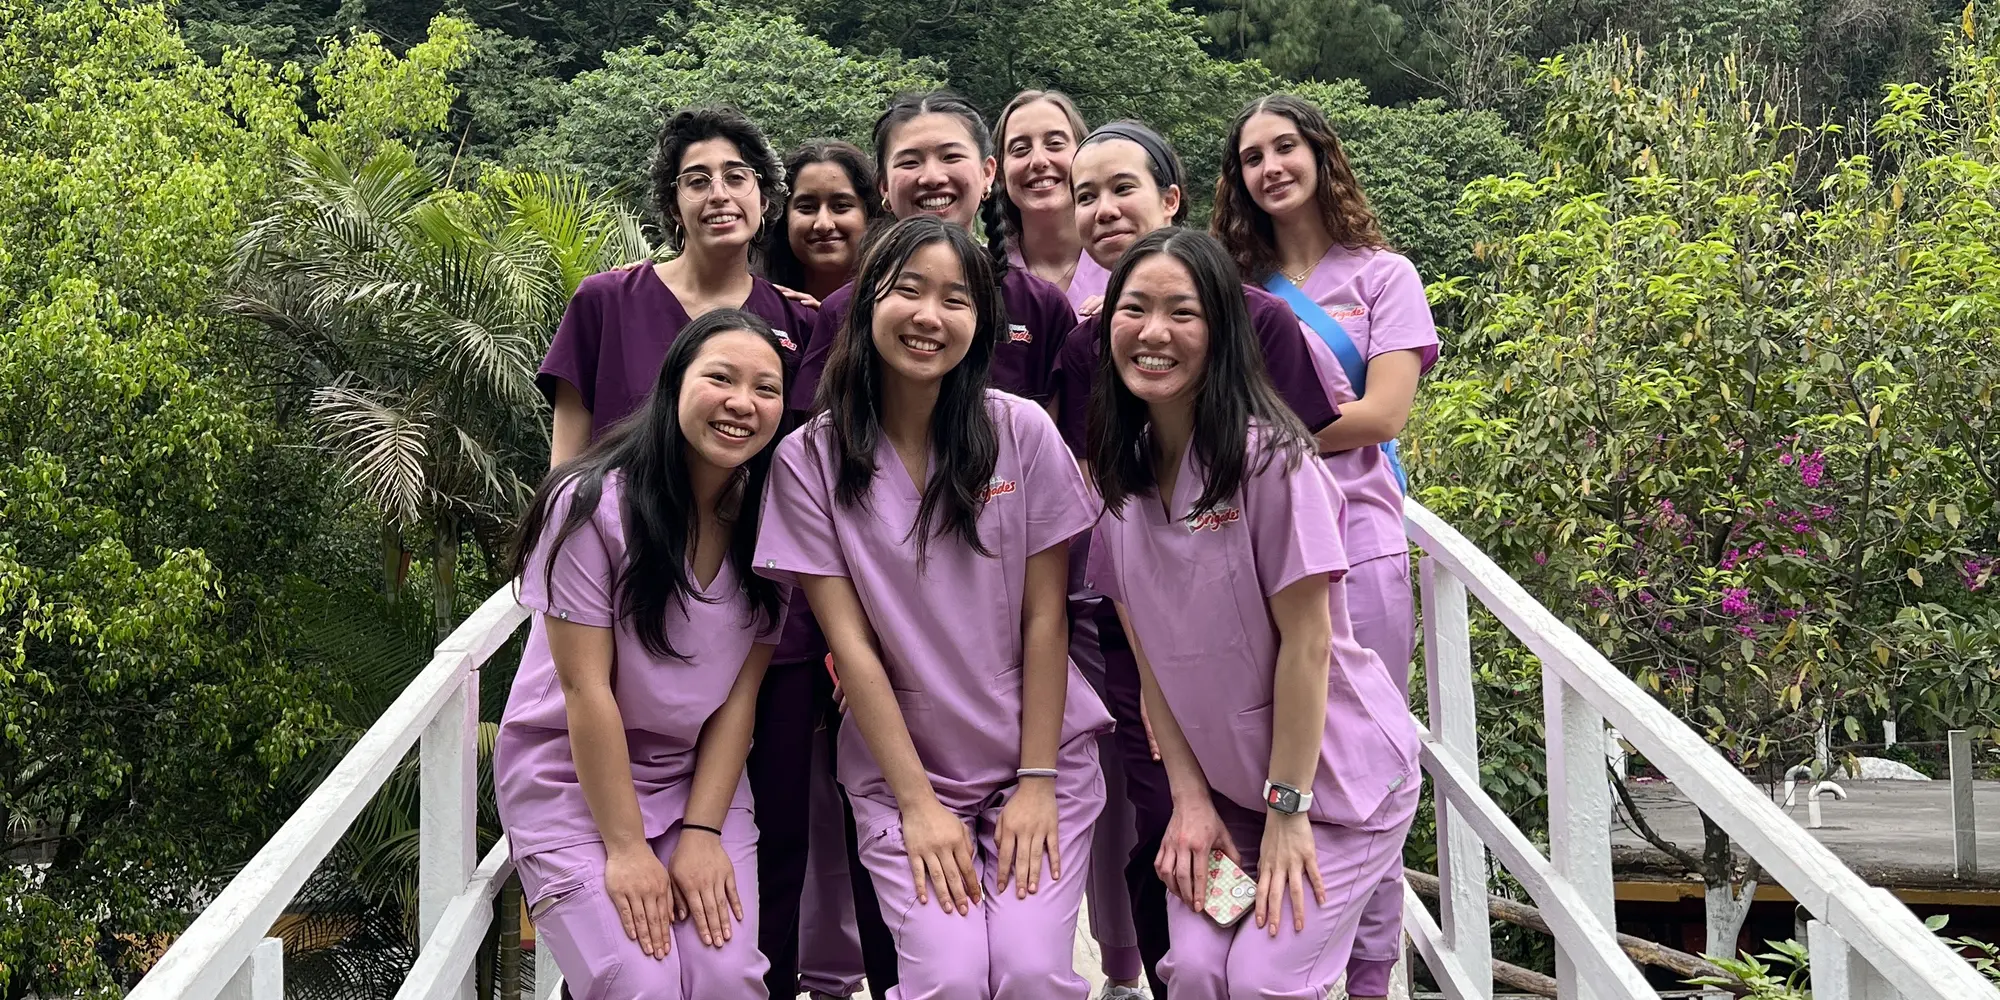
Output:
top-left (1262, 780), bottom-right (1314, 813)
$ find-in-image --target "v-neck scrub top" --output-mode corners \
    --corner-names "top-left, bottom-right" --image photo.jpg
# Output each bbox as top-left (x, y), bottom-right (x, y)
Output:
top-left (537, 264), bottom-right (818, 439)
top-left (1292, 245), bottom-right (1440, 564)
top-left (1087, 430), bottom-right (1418, 826)
top-left (753, 391), bottom-right (1115, 814)
top-left (496, 474), bottom-right (789, 856)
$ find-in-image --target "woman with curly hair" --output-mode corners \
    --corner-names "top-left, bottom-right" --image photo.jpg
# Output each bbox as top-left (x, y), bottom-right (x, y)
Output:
top-left (1210, 93), bottom-right (1439, 1000)
top-left (541, 106), bottom-right (818, 466)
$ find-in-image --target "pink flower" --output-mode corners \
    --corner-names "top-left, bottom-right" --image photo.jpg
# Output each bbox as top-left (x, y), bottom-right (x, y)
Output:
top-left (1720, 588), bottom-right (1753, 617)
top-left (1778, 608), bottom-right (1800, 620)
top-left (1719, 549), bottom-right (1740, 570)
top-left (1780, 453), bottom-right (1794, 466)
top-left (1533, 551), bottom-right (1548, 566)
top-left (1638, 590), bottom-right (1657, 604)
top-left (1736, 624), bottom-right (1756, 637)
top-left (1657, 619), bottom-right (1676, 632)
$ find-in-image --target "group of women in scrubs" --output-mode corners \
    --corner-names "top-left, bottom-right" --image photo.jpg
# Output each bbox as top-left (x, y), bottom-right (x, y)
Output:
top-left (495, 83), bottom-right (1438, 1000)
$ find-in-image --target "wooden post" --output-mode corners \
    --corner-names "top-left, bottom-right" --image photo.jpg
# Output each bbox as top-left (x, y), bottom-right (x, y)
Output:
top-left (1421, 555), bottom-right (1493, 1000)
top-left (1952, 730), bottom-right (1976, 878)
top-left (1810, 919), bottom-right (1900, 1000)
top-left (1545, 674), bottom-right (1614, 1000)
top-left (422, 671), bottom-right (479, 1000)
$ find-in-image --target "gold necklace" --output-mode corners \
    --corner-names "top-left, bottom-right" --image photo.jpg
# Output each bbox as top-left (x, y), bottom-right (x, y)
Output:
top-left (1282, 262), bottom-right (1314, 285)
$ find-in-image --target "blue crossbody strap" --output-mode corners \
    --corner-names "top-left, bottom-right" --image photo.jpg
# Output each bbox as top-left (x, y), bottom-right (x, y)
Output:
top-left (1264, 274), bottom-right (1408, 493)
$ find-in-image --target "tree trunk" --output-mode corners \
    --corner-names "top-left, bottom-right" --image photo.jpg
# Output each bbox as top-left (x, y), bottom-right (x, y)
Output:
top-left (499, 876), bottom-right (523, 1000)
top-left (434, 511), bottom-right (460, 643)
top-left (1700, 813), bottom-right (1757, 963)
top-left (382, 522), bottom-right (403, 604)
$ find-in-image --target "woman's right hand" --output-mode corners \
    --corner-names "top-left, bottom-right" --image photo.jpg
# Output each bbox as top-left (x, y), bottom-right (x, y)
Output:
top-left (604, 844), bottom-right (675, 958)
top-left (1157, 795), bottom-right (1240, 910)
top-left (901, 796), bottom-right (981, 916)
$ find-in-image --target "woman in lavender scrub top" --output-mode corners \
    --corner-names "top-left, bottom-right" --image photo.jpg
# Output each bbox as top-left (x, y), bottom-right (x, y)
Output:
top-left (1083, 230), bottom-right (1419, 1000)
top-left (749, 139), bottom-right (885, 1000)
top-left (756, 216), bottom-right (1113, 999)
top-left (789, 92), bottom-right (1076, 411)
top-left (1049, 122), bottom-right (1340, 996)
top-left (496, 310), bottom-right (795, 1000)
top-left (989, 90), bottom-right (1109, 315)
top-left (1213, 93), bottom-right (1441, 1000)
top-left (540, 107), bottom-right (817, 466)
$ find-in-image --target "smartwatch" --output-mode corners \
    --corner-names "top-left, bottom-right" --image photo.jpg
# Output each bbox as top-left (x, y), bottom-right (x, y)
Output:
top-left (1263, 780), bottom-right (1314, 815)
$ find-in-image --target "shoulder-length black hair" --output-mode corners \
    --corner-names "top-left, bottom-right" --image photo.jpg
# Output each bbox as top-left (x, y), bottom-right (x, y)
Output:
top-left (1210, 93), bottom-right (1389, 283)
top-left (650, 106), bottom-right (788, 253)
top-left (760, 139), bottom-right (882, 293)
top-left (512, 309), bottom-right (789, 659)
top-left (1087, 227), bottom-right (1312, 518)
top-left (812, 214), bottom-right (1001, 557)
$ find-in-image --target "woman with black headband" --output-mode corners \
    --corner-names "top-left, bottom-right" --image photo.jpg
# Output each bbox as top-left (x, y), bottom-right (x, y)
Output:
top-left (1048, 120), bottom-right (1340, 995)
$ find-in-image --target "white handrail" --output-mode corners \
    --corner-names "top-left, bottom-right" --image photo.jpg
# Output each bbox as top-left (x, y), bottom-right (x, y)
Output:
top-left (1402, 499), bottom-right (1998, 1000)
top-left (131, 587), bottom-right (530, 1000)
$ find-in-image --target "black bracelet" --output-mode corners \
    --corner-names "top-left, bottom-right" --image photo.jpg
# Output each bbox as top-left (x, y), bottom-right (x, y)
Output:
top-left (682, 822), bottom-right (722, 837)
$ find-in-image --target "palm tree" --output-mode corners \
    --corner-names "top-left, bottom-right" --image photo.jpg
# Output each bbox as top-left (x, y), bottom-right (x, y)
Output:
top-left (227, 140), bottom-right (650, 641)
top-left (226, 142), bottom-right (649, 998)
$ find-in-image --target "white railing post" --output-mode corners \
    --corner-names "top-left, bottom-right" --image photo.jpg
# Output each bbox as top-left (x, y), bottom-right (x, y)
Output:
top-left (217, 937), bottom-right (282, 1000)
top-left (1420, 555), bottom-right (1494, 1000)
top-left (1546, 673), bottom-right (1616, 1000)
top-left (536, 940), bottom-right (564, 1000)
top-left (1811, 919), bottom-right (1902, 1000)
top-left (422, 669), bottom-right (480, 1000)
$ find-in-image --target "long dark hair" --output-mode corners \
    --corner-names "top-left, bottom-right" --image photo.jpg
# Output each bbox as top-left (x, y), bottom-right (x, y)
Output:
top-left (512, 309), bottom-right (788, 658)
top-left (760, 139), bottom-right (882, 292)
top-left (650, 106), bottom-right (788, 252)
top-left (1088, 228), bottom-right (1312, 517)
top-left (1210, 94), bottom-right (1389, 282)
top-left (990, 90), bottom-right (1088, 262)
top-left (871, 91), bottom-right (1009, 273)
top-left (813, 215), bottom-right (1001, 557)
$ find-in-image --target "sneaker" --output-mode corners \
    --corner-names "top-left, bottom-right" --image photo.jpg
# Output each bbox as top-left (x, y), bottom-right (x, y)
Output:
top-left (1099, 987), bottom-right (1150, 1000)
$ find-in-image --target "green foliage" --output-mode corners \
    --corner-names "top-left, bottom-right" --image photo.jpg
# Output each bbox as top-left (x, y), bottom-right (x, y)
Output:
top-left (309, 14), bottom-right (474, 156)
top-left (798, 0), bottom-right (1272, 218)
top-left (0, 1), bottom-right (344, 991)
top-left (1292, 78), bottom-right (1530, 279)
top-left (1202, 0), bottom-right (1426, 103)
top-left (1413, 33), bottom-right (2000, 818)
top-left (516, 3), bottom-right (946, 208)
top-left (1688, 939), bottom-right (1812, 998)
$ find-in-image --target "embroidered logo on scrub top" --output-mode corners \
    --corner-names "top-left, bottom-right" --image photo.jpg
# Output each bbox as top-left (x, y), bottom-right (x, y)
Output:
top-left (1184, 506), bottom-right (1242, 533)
top-left (774, 330), bottom-right (797, 351)
top-left (978, 476), bottom-right (1018, 503)
top-left (1007, 323), bottom-right (1032, 344)
top-left (1326, 303), bottom-right (1366, 322)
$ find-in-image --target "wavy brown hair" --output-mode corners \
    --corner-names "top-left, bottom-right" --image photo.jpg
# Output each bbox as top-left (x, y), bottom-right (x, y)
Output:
top-left (1210, 94), bottom-right (1389, 282)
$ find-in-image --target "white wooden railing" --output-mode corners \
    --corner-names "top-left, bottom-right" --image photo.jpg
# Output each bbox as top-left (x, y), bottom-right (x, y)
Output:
top-left (1402, 502), bottom-right (1998, 1000)
top-left (125, 500), bottom-right (1997, 1000)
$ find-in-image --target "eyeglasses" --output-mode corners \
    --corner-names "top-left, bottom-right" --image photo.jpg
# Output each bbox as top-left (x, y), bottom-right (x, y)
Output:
top-left (675, 167), bottom-right (759, 198)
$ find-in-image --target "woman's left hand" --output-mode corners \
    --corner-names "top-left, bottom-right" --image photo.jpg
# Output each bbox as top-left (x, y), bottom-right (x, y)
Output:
top-left (1255, 812), bottom-right (1326, 935)
top-left (994, 777), bottom-right (1061, 898)
top-left (668, 825), bottom-right (743, 948)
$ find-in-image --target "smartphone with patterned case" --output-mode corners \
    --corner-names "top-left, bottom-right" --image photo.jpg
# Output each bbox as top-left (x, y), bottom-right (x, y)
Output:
top-left (1203, 849), bottom-right (1256, 926)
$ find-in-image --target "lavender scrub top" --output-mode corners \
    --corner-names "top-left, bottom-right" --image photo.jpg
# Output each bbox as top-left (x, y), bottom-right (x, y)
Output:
top-left (1048, 283), bottom-right (1339, 456)
top-left (495, 474), bottom-right (789, 856)
top-left (752, 391), bottom-right (1114, 814)
top-left (1291, 245), bottom-right (1441, 565)
top-left (536, 263), bottom-right (819, 438)
top-left (1087, 429), bottom-right (1418, 826)
top-left (1009, 247), bottom-right (1112, 318)
top-left (787, 266), bottom-right (1076, 412)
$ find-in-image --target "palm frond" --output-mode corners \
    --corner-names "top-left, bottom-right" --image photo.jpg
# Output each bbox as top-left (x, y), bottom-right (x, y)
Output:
top-left (308, 380), bottom-right (431, 525)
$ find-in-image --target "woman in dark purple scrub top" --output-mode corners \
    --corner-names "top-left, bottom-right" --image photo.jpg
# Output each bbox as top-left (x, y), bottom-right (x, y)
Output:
top-left (789, 91), bottom-right (1077, 413)
top-left (540, 106), bottom-right (817, 466)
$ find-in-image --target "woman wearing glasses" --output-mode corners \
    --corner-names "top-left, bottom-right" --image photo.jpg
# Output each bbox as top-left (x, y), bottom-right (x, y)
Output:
top-left (542, 106), bottom-right (819, 465)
